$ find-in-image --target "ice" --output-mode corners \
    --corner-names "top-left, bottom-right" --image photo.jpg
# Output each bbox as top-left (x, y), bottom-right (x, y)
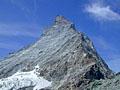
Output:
top-left (0, 65), bottom-right (52, 90)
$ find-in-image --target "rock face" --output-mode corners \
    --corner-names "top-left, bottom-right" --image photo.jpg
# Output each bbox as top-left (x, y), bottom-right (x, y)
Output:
top-left (0, 16), bottom-right (114, 90)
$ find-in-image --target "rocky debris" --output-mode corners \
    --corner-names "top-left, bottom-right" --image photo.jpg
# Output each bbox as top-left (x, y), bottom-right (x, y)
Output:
top-left (0, 16), bottom-right (114, 90)
top-left (87, 74), bottom-right (120, 90)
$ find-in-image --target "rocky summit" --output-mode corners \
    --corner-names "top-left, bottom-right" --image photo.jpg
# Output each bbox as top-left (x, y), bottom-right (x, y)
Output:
top-left (0, 16), bottom-right (119, 90)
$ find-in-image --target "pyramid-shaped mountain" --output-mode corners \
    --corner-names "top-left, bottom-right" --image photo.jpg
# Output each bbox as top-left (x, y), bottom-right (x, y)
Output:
top-left (0, 16), bottom-right (113, 90)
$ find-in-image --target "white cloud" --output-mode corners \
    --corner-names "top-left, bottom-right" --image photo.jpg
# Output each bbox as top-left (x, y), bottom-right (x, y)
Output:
top-left (85, 3), bottom-right (120, 21)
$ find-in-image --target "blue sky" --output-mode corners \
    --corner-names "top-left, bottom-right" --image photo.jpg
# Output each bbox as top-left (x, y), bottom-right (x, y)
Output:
top-left (0, 0), bottom-right (120, 72)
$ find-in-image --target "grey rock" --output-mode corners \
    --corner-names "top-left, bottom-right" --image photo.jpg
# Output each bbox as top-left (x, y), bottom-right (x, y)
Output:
top-left (17, 86), bottom-right (34, 90)
top-left (87, 74), bottom-right (120, 90)
top-left (0, 15), bottom-right (114, 90)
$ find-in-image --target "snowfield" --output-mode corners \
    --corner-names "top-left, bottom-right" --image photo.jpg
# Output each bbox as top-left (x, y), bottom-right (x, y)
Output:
top-left (0, 65), bottom-right (52, 90)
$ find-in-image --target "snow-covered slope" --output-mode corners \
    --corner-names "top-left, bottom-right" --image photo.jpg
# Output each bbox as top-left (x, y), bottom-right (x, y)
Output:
top-left (0, 65), bottom-right (52, 90)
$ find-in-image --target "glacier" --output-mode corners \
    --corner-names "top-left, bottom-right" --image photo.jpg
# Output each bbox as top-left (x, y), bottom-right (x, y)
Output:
top-left (0, 65), bottom-right (52, 90)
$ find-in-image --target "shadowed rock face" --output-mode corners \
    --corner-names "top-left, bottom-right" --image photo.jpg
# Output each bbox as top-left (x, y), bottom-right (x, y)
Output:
top-left (84, 64), bottom-right (104, 80)
top-left (0, 16), bottom-right (113, 90)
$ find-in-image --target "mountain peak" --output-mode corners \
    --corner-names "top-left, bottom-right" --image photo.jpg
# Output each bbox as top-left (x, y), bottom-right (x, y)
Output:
top-left (0, 16), bottom-right (114, 90)
top-left (54, 15), bottom-right (72, 25)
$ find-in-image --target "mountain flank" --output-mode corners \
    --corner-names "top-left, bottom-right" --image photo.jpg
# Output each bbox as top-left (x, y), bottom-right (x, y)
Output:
top-left (0, 16), bottom-right (119, 90)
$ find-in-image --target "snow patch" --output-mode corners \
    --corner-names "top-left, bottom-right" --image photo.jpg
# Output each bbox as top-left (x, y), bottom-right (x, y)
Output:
top-left (0, 65), bottom-right (52, 90)
top-left (83, 53), bottom-right (87, 57)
